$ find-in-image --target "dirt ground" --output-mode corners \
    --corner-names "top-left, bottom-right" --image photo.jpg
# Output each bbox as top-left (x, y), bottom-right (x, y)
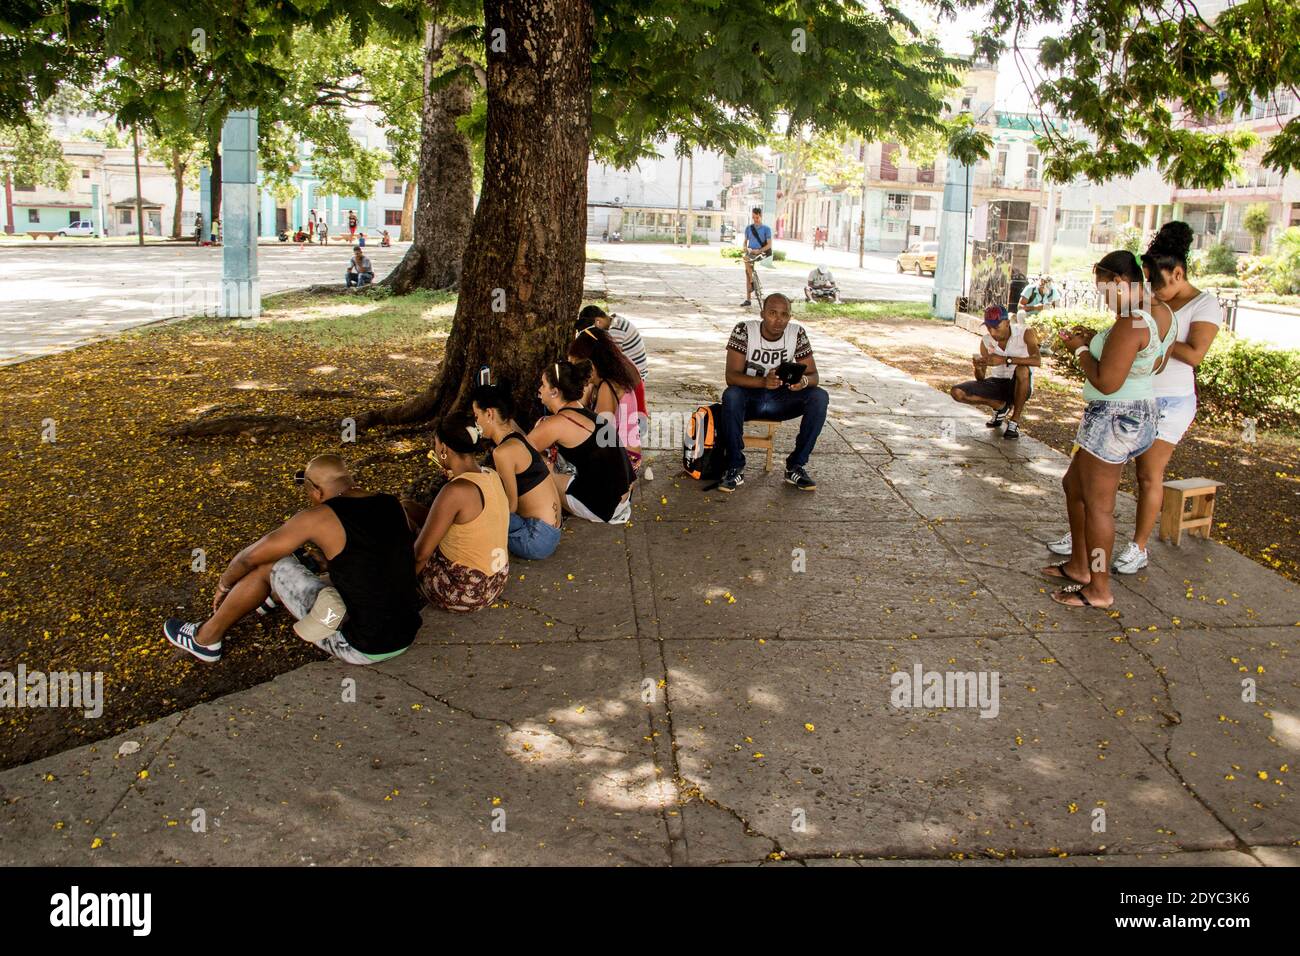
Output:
top-left (0, 292), bottom-right (453, 769)
top-left (807, 314), bottom-right (1300, 585)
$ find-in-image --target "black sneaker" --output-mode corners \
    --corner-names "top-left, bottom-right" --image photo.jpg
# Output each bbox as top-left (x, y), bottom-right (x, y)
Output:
top-left (741, 299), bottom-right (752, 308)
top-left (785, 466), bottom-right (816, 491)
top-left (985, 403), bottom-right (1012, 427)
top-left (163, 618), bottom-right (222, 662)
top-left (718, 468), bottom-right (745, 493)
top-left (1003, 420), bottom-right (1021, 440)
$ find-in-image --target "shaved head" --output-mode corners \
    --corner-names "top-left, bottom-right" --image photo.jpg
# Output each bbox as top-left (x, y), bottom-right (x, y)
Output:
top-left (304, 454), bottom-right (354, 494)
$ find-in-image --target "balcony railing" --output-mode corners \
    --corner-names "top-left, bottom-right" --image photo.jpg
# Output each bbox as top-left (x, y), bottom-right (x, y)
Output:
top-left (865, 164), bottom-right (938, 185)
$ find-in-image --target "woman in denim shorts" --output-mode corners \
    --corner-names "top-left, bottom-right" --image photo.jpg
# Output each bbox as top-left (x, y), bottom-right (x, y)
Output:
top-left (1043, 250), bottom-right (1177, 610)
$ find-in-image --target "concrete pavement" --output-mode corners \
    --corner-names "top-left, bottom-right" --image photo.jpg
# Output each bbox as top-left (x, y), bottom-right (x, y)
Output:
top-left (0, 240), bottom-right (410, 365)
top-left (1, 245), bottom-right (1297, 866)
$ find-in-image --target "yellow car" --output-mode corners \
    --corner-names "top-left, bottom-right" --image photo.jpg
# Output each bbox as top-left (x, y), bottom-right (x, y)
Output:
top-left (896, 241), bottom-right (938, 276)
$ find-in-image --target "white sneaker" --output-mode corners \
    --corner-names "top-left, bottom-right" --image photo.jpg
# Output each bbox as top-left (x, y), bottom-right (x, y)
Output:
top-left (1111, 541), bottom-right (1149, 574)
top-left (1046, 531), bottom-right (1072, 555)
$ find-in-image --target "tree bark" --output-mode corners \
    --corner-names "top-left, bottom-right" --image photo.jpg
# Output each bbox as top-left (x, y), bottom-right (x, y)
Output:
top-left (379, 14), bottom-right (476, 294)
top-left (399, 175), bottom-right (416, 241)
top-left (361, 0), bottom-right (592, 428)
top-left (171, 147), bottom-right (185, 239)
top-left (208, 137), bottom-right (222, 236)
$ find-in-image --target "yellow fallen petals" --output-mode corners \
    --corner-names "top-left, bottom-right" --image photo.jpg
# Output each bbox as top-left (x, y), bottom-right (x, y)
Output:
top-left (804, 723), bottom-right (815, 733)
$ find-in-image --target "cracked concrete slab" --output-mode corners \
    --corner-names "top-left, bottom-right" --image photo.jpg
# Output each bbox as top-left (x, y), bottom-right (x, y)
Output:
top-left (640, 519), bottom-right (1021, 641)
top-left (0, 643), bottom-right (669, 865)
top-left (664, 636), bottom-right (1236, 861)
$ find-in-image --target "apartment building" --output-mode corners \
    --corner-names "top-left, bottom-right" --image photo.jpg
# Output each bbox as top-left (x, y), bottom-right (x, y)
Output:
top-left (586, 137), bottom-right (728, 241)
top-left (1054, 90), bottom-right (1300, 253)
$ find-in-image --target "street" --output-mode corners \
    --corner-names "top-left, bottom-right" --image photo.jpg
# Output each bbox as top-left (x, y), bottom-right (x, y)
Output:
top-left (0, 240), bottom-right (410, 365)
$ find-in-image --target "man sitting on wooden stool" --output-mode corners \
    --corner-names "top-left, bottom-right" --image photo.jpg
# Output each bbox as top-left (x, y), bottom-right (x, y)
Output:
top-left (949, 305), bottom-right (1041, 441)
top-left (718, 293), bottom-right (828, 493)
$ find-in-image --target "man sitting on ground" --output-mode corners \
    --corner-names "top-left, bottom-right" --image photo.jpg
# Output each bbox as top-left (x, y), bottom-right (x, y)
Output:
top-left (949, 305), bottom-right (1041, 440)
top-left (804, 264), bottom-right (839, 301)
top-left (164, 454), bottom-right (422, 665)
top-left (718, 292), bottom-right (829, 492)
top-left (345, 246), bottom-right (374, 288)
top-left (1018, 275), bottom-right (1060, 314)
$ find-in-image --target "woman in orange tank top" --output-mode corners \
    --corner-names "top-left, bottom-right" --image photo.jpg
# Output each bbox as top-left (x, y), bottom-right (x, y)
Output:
top-left (413, 413), bottom-right (510, 612)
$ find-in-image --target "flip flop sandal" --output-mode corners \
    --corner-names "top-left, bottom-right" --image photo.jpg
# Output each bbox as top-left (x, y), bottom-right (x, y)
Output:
top-left (1050, 585), bottom-right (1113, 609)
top-left (1041, 563), bottom-right (1089, 586)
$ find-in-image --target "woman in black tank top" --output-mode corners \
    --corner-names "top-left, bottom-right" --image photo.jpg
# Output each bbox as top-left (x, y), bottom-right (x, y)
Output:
top-left (471, 382), bottom-right (564, 559)
top-left (526, 361), bottom-right (633, 524)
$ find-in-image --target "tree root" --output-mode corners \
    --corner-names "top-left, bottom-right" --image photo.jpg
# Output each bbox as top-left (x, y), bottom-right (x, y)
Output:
top-left (165, 413), bottom-right (320, 439)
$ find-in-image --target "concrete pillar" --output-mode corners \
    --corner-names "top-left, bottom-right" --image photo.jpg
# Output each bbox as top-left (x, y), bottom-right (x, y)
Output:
top-left (1143, 203), bottom-right (1156, 235)
top-left (933, 156), bottom-right (973, 319)
top-left (220, 109), bottom-right (260, 318)
top-left (1040, 186), bottom-right (1057, 275)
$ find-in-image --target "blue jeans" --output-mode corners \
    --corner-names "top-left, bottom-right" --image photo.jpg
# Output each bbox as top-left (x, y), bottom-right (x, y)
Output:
top-left (346, 271), bottom-right (373, 288)
top-left (719, 384), bottom-right (829, 472)
top-left (508, 512), bottom-right (562, 560)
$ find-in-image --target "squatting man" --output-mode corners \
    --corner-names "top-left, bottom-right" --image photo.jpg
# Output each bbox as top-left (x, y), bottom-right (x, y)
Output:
top-left (949, 304), bottom-right (1041, 440)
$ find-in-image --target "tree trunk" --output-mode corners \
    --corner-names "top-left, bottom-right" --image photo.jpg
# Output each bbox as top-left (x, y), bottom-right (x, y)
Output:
top-left (208, 138), bottom-right (222, 236)
top-left (399, 176), bottom-right (416, 241)
top-left (132, 126), bottom-right (145, 245)
top-left (675, 155), bottom-right (682, 244)
top-left (361, 0), bottom-right (592, 428)
top-left (171, 148), bottom-right (185, 239)
top-left (380, 15), bottom-right (476, 294)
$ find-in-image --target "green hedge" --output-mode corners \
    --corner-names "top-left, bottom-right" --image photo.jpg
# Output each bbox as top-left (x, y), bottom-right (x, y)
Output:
top-left (1028, 309), bottom-right (1300, 430)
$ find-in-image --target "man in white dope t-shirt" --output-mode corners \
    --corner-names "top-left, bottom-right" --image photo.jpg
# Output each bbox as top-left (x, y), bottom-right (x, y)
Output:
top-left (1046, 222), bottom-right (1222, 573)
top-left (718, 293), bottom-right (828, 492)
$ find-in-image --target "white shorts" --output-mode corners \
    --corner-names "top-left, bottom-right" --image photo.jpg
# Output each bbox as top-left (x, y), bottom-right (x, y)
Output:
top-left (269, 556), bottom-right (379, 666)
top-left (564, 492), bottom-right (632, 525)
top-left (1155, 393), bottom-right (1197, 445)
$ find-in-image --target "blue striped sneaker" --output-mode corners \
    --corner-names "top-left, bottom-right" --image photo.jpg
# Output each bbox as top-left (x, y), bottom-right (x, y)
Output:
top-left (163, 619), bottom-right (222, 662)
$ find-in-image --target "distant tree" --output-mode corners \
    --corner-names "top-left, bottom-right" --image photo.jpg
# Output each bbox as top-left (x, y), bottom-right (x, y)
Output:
top-left (1243, 203), bottom-right (1273, 255)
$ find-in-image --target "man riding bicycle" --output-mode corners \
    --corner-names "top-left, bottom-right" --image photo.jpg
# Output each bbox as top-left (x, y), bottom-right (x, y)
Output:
top-left (741, 206), bottom-right (773, 308)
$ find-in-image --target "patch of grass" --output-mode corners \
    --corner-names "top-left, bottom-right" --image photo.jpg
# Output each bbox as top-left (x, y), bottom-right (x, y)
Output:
top-left (147, 289), bottom-right (457, 349)
top-left (796, 299), bottom-right (936, 322)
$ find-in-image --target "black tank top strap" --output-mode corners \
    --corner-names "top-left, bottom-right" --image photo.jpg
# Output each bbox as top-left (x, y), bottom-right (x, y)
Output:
top-left (499, 432), bottom-right (549, 498)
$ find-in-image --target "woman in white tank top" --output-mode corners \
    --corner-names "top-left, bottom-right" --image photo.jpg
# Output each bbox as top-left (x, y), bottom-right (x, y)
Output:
top-left (1045, 223), bottom-right (1222, 575)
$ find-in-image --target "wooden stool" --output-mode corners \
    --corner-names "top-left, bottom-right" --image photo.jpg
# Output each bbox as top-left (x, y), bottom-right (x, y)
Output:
top-left (743, 419), bottom-right (781, 472)
top-left (1159, 478), bottom-right (1223, 546)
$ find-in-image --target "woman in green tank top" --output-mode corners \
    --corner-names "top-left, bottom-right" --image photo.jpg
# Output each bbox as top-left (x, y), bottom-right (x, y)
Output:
top-left (1043, 249), bottom-right (1176, 611)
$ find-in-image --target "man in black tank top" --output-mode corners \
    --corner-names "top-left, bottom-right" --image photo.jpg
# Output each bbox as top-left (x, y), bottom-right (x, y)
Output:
top-left (163, 454), bottom-right (422, 665)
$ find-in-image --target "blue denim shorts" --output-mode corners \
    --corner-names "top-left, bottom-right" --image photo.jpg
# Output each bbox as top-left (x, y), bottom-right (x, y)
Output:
top-left (1074, 399), bottom-right (1158, 464)
top-left (508, 513), bottom-right (562, 560)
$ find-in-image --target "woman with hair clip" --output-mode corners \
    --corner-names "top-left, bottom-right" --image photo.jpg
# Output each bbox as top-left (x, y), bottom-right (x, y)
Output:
top-left (1046, 222), bottom-right (1222, 574)
top-left (567, 325), bottom-right (643, 472)
top-left (527, 360), bottom-right (635, 525)
top-left (470, 381), bottom-right (564, 560)
top-left (1044, 249), bottom-right (1177, 609)
top-left (412, 412), bottom-right (511, 612)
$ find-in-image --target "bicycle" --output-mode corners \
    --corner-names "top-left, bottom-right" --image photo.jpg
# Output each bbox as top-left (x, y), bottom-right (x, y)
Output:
top-left (743, 249), bottom-right (771, 309)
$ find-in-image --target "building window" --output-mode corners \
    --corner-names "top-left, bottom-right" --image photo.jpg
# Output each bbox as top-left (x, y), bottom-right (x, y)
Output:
top-left (81, 169), bottom-right (91, 179)
top-left (912, 195), bottom-right (931, 211)
top-left (1291, 203), bottom-right (1300, 228)
top-left (69, 211), bottom-right (81, 224)
top-left (27, 209), bottom-right (39, 223)
top-left (385, 178), bottom-right (404, 195)
top-left (923, 226), bottom-right (936, 241)
top-left (120, 209), bottom-right (133, 225)
top-left (384, 209), bottom-right (402, 226)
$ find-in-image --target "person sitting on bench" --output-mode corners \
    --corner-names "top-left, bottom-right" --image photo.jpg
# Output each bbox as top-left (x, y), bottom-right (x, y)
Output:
top-left (718, 292), bottom-right (828, 493)
top-left (949, 305), bottom-right (1041, 440)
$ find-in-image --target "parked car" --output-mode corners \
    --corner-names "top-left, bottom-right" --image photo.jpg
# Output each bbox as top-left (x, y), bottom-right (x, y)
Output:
top-left (58, 220), bottom-right (98, 238)
top-left (896, 240), bottom-right (938, 276)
